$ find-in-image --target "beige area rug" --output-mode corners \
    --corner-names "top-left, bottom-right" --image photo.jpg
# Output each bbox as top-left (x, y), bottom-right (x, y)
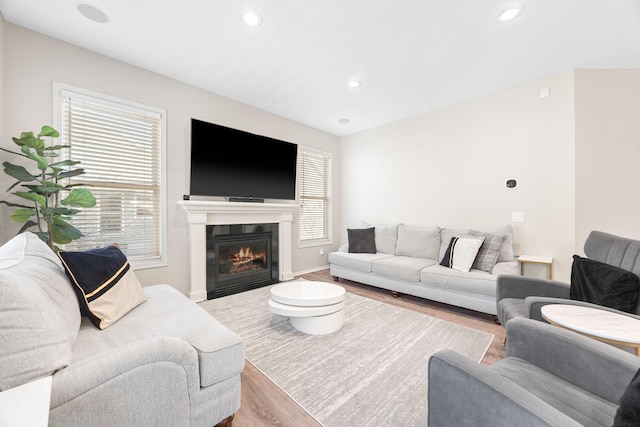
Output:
top-left (199, 283), bottom-right (493, 427)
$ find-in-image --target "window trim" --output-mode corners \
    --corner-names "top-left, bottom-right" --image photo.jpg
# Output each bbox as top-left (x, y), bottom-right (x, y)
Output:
top-left (53, 82), bottom-right (167, 270)
top-left (298, 147), bottom-right (333, 249)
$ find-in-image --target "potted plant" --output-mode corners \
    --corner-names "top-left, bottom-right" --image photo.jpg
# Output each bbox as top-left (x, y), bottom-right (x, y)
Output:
top-left (0, 125), bottom-right (96, 251)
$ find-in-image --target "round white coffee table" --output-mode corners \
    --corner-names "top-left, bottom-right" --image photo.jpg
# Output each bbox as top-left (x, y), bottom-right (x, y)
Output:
top-left (268, 281), bottom-right (346, 335)
top-left (541, 304), bottom-right (640, 356)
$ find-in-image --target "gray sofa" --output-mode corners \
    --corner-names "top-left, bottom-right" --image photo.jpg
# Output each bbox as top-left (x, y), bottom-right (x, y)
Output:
top-left (329, 223), bottom-right (519, 315)
top-left (497, 230), bottom-right (640, 326)
top-left (428, 317), bottom-right (640, 426)
top-left (0, 232), bottom-right (244, 426)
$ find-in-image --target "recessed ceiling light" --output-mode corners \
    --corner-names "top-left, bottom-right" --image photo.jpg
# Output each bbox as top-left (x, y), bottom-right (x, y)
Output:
top-left (348, 80), bottom-right (362, 89)
top-left (338, 118), bottom-right (350, 124)
top-left (498, 7), bottom-right (520, 22)
top-left (243, 11), bottom-right (263, 27)
top-left (77, 3), bottom-right (109, 23)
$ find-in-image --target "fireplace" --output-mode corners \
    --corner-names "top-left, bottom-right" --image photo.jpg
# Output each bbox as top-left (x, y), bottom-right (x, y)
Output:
top-left (206, 223), bottom-right (279, 299)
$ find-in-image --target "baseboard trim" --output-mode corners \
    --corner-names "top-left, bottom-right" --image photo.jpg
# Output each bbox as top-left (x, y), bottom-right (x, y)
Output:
top-left (293, 265), bottom-right (330, 277)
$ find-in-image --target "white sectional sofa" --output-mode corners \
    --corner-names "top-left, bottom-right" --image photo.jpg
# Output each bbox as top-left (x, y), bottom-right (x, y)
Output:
top-left (329, 223), bottom-right (519, 315)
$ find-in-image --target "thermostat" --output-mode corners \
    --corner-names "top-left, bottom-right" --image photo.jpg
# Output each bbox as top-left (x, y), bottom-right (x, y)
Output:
top-left (505, 179), bottom-right (518, 189)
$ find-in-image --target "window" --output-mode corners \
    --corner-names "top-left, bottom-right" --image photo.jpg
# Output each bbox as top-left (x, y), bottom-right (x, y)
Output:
top-left (54, 83), bottom-right (166, 268)
top-left (299, 148), bottom-right (332, 246)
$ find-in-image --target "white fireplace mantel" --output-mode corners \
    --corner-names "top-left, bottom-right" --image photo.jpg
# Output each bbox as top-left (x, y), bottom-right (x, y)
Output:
top-left (179, 200), bottom-right (298, 301)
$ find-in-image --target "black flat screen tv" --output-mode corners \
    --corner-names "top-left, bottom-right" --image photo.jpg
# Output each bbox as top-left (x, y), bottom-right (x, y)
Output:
top-left (189, 118), bottom-right (298, 201)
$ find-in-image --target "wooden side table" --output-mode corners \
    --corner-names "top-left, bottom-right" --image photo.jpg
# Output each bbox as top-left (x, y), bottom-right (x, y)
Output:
top-left (541, 304), bottom-right (640, 356)
top-left (519, 254), bottom-right (553, 279)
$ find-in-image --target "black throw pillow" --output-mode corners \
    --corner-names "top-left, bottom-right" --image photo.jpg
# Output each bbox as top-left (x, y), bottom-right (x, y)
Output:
top-left (613, 367), bottom-right (640, 426)
top-left (570, 255), bottom-right (640, 313)
top-left (347, 227), bottom-right (376, 254)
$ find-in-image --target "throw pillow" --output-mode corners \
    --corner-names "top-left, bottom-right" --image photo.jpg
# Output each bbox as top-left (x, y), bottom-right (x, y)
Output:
top-left (58, 245), bottom-right (147, 329)
top-left (347, 227), bottom-right (377, 254)
top-left (613, 367), bottom-right (640, 426)
top-left (440, 236), bottom-right (485, 273)
top-left (468, 229), bottom-right (506, 272)
top-left (570, 255), bottom-right (640, 313)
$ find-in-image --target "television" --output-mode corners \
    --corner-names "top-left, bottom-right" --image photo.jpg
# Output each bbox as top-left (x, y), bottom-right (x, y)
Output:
top-left (189, 118), bottom-right (298, 201)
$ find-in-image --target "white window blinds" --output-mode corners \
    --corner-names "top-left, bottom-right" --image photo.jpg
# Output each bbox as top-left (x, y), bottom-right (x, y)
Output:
top-left (59, 89), bottom-right (163, 261)
top-left (299, 149), bottom-right (332, 243)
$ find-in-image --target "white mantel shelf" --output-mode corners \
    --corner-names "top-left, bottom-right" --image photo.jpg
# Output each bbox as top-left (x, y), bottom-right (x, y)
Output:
top-left (179, 200), bottom-right (298, 302)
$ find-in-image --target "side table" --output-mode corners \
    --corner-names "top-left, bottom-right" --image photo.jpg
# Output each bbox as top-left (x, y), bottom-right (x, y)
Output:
top-left (0, 375), bottom-right (52, 426)
top-left (519, 254), bottom-right (553, 279)
top-left (541, 304), bottom-right (640, 356)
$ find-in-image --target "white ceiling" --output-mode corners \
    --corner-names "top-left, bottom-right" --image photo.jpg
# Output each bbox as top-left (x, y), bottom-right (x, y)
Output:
top-left (1, 0), bottom-right (640, 136)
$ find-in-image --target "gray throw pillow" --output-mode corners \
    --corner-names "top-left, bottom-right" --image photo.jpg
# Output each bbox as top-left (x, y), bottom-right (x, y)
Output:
top-left (469, 229), bottom-right (506, 272)
top-left (347, 227), bottom-right (377, 253)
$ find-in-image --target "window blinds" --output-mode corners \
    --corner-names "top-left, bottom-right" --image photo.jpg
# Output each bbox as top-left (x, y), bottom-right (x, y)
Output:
top-left (60, 91), bottom-right (162, 260)
top-left (299, 149), bottom-right (332, 242)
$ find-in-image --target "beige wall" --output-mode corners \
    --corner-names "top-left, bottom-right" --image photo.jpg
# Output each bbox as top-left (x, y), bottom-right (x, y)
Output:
top-left (0, 23), bottom-right (341, 294)
top-left (340, 72), bottom-right (577, 281)
top-left (575, 69), bottom-right (640, 251)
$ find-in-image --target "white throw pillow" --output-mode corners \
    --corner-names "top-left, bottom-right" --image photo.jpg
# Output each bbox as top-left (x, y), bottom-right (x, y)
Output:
top-left (440, 236), bottom-right (485, 273)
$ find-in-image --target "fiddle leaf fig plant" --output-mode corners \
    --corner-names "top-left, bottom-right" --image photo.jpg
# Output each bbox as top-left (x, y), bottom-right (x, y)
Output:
top-left (0, 125), bottom-right (96, 251)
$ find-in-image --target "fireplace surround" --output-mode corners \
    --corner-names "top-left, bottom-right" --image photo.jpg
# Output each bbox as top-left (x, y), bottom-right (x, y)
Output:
top-left (179, 200), bottom-right (298, 301)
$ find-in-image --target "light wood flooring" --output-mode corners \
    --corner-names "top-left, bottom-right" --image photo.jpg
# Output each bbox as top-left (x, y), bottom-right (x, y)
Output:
top-left (232, 268), bottom-right (506, 427)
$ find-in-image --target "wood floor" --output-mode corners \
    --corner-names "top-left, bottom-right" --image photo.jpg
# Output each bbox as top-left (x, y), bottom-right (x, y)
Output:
top-left (232, 268), bottom-right (506, 427)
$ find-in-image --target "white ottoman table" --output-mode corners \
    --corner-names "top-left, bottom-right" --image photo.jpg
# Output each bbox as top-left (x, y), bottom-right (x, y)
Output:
top-left (268, 281), bottom-right (346, 335)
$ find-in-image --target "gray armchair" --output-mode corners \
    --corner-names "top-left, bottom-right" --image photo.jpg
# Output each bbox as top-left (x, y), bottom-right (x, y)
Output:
top-left (497, 230), bottom-right (640, 326)
top-left (428, 317), bottom-right (640, 427)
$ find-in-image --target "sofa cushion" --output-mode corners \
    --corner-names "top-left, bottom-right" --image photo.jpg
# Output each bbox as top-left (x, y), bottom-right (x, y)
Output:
top-left (71, 284), bottom-right (244, 387)
top-left (421, 264), bottom-right (497, 297)
top-left (440, 237), bottom-right (485, 273)
top-left (347, 227), bottom-right (376, 253)
top-left (395, 224), bottom-right (441, 260)
top-left (328, 251), bottom-right (394, 273)
top-left (362, 222), bottom-right (399, 254)
top-left (58, 246), bottom-right (147, 329)
top-left (469, 229), bottom-right (506, 272)
top-left (491, 357), bottom-right (618, 427)
top-left (372, 256), bottom-right (438, 282)
top-left (0, 232), bottom-right (81, 390)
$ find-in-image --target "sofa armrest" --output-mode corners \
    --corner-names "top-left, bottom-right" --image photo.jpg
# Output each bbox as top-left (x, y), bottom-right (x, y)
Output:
top-left (50, 336), bottom-right (199, 426)
top-left (428, 350), bottom-right (580, 427)
top-left (338, 244), bottom-right (348, 252)
top-left (497, 275), bottom-right (570, 301)
top-left (506, 318), bottom-right (640, 403)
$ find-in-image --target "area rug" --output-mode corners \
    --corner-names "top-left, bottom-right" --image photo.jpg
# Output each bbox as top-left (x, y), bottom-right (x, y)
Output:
top-left (199, 283), bottom-right (493, 426)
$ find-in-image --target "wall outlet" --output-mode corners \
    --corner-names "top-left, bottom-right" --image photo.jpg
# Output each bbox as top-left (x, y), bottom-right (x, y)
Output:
top-left (511, 212), bottom-right (525, 223)
top-left (320, 248), bottom-right (325, 256)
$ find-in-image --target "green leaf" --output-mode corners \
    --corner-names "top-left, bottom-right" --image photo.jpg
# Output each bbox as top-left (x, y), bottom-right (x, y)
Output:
top-left (12, 132), bottom-right (38, 147)
top-left (2, 162), bottom-right (38, 182)
top-left (11, 208), bottom-right (36, 222)
top-left (57, 169), bottom-right (85, 180)
top-left (61, 188), bottom-right (96, 208)
top-left (41, 207), bottom-right (80, 216)
top-left (51, 218), bottom-right (83, 244)
top-left (14, 191), bottom-right (46, 206)
top-left (44, 145), bottom-right (70, 151)
top-left (38, 125), bottom-right (60, 138)
top-left (20, 145), bottom-right (48, 170)
top-left (35, 181), bottom-right (64, 194)
top-left (50, 160), bottom-right (80, 167)
top-left (0, 200), bottom-right (31, 209)
top-left (18, 220), bottom-right (39, 234)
